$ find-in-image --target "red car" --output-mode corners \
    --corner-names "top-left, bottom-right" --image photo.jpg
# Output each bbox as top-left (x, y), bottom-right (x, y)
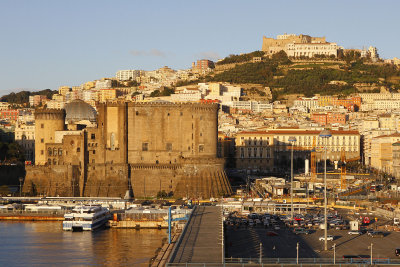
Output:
top-left (267, 231), bottom-right (279, 236)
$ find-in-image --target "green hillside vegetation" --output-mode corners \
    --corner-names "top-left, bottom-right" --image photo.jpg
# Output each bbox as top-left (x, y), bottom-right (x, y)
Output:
top-left (207, 50), bottom-right (400, 97)
top-left (216, 51), bottom-right (265, 65)
top-left (209, 61), bottom-right (278, 84)
top-left (0, 89), bottom-right (57, 104)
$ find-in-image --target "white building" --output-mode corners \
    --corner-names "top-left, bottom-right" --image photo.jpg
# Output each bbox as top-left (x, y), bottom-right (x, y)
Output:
top-left (14, 121), bottom-right (35, 162)
top-left (116, 70), bottom-right (141, 81)
top-left (293, 97), bottom-right (319, 110)
top-left (229, 101), bottom-right (273, 113)
top-left (286, 42), bottom-right (338, 58)
top-left (171, 88), bottom-right (203, 102)
top-left (46, 100), bottom-right (65, 109)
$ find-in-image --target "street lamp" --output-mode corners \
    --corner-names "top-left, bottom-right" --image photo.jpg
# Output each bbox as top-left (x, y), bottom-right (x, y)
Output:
top-left (288, 136), bottom-right (297, 220)
top-left (319, 129), bottom-right (331, 251)
top-left (19, 177), bottom-right (23, 197)
top-left (333, 243), bottom-right (336, 264)
top-left (369, 243), bottom-right (373, 265)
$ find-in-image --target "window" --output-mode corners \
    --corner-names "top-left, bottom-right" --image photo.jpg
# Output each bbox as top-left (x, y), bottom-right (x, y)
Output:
top-left (142, 143), bottom-right (148, 151)
top-left (199, 144), bottom-right (204, 152)
top-left (41, 124), bottom-right (44, 129)
top-left (48, 148), bottom-right (52, 156)
top-left (166, 143), bottom-right (172, 151)
top-left (41, 150), bottom-right (44, 155)
top-left (58, 148), bottom-right (62, 156)
top-left (91, 133), bottom-right (95, 140)
top-left (53, 148), bottom-right (57, 156)
top-left (77, 147), bottom-right (80, 152)
top-left (93, 150), bottom-right (96, 154)
top-left (48, 159), bottom-right (51, 165)
top-left (41, 138), bottom-right (44, 143)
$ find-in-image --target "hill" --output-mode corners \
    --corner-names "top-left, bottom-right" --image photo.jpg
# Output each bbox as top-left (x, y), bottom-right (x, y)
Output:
top-left (0, 89), bottom-right (57, 104)
top-left (207, 51), bottom-right (400, 98)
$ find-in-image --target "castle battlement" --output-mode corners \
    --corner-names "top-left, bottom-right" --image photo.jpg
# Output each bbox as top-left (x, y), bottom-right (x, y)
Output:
top-left (35, 108), bottom-right (66, 120)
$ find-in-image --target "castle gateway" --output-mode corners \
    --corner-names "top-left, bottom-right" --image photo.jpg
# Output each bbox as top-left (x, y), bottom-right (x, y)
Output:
top-left (24, 101), bottom-right (232, 198)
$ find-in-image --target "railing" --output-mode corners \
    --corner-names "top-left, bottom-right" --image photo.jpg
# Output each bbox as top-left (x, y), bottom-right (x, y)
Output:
top-left (168, 206), bottom-right (196, 263)
top-left (0, 209), bottom-right (67, 215)
top-left (166, 257), bottom-right (400, 266)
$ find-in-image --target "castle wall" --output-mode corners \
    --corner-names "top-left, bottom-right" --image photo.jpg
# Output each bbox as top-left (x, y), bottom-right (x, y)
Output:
top-left (26, 102), bottom-right (231, 199)
top-left (126, 102), bottom-right (218, 164)
top-left (83, 163), bottom-right (129, 197)
top-left (34, 109), bottom-right (65, 165)
top-left (23, 165), bottom-right (76, 196)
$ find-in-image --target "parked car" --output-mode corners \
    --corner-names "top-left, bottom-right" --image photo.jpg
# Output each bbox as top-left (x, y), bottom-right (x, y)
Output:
top-left (368, 231), bottom-right (384, 238)
top-left (294, 228), bottom-right (312, 235)
top-left (319, 235), bottom-right (334, 241)
top-left (266, 231), bottom-right (279, 236)
top-left (348, 230), bottom-right (362, 235)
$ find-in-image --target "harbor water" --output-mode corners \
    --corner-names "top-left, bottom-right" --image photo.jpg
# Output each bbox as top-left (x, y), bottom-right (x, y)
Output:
top-left (0, 221), bottom-right (165, 266)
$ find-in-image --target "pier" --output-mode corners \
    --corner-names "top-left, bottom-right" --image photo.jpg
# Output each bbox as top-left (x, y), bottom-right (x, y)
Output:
top-left (168, 205), bottom-right (223, 264)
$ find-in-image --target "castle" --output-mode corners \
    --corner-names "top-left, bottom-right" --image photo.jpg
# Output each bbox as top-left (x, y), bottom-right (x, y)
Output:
top-left (262, 33), bottom-right (339, 58)
top-left (23, 100), bottom-right (232, 198)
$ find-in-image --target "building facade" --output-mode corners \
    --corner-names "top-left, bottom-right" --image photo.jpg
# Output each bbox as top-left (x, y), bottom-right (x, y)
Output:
top-left (24, 102), bottom-right (232, 198)
top-left (235, 129), bottom-right (360, 173)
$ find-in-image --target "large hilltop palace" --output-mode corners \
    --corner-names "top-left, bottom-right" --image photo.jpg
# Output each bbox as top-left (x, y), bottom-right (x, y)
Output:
top-left (23, 100), bottom-right (232, 198)
top-left (262, 33), bottom-right (379, 60)
top-left (262, 33), bottom-right (339, 58)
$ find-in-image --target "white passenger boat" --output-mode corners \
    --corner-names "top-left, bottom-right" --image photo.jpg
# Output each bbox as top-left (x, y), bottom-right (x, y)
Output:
top-left (62, 205), bottom-right (110, 231)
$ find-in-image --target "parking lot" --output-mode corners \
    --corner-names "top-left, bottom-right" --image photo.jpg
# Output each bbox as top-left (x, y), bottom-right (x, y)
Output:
top-left (225, 211), bottom-right (400, 260)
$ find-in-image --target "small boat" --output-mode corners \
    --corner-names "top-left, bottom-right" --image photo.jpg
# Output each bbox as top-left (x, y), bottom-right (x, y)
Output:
top-left (62, 205), bottom-right (110, 231)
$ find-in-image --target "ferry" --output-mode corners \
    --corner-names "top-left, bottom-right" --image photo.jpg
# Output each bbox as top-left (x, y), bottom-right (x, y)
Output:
top-left (62, 205), bottom-right (110, 231)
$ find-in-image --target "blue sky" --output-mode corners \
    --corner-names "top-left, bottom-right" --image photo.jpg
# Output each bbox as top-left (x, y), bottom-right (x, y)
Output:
top-left (0, 0), bottom-right (399, 95)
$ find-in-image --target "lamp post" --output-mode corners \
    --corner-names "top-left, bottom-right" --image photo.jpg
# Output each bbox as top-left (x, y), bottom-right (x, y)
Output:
top-left (319, 129), bottom-right (331, 251)
top-left (288, 136), bottom-right (297, 220)
top-left (19, 177), bottom-right (23, 197)
top-left (333, 243), bottom-right (336, 264)
top-left (369, 243), bottom-right (373, 265)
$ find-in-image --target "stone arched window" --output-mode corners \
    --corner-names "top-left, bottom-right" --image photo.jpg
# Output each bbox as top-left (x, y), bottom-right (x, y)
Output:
top-left (58, 148), bottom-right (62, 156)
top-left (110, 133), bottom-right (115, 150)
top-left (53, 148), bottom-right (58, 156)
top-left (48, 147), bottom-right (52, 156)
top-left (53, 159), bottom-right (57, 165)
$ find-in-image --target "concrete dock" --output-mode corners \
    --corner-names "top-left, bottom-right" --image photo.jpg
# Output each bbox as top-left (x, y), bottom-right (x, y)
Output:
top-left (169, 206), bottom-right (223, 264)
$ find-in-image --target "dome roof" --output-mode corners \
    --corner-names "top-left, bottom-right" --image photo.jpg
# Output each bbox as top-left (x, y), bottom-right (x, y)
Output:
top-left (64, 100), bottom-right (97, 123)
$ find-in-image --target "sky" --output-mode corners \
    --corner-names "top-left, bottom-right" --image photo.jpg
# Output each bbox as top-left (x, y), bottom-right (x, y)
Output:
top-left (0, 0), bottom-right (399, 96)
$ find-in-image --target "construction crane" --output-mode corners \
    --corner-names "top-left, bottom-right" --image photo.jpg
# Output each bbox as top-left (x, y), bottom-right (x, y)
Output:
top-left (310, 136), bottom-right (317, 184)
top-left (339, 149), bottom-right (360, 190)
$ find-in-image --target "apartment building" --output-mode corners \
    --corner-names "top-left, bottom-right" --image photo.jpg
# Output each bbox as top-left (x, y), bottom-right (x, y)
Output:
top-left (370, 133), bottom-right (400, 174)
top-left (235, 129), bottom-right (360, 173)
top-left (116, 70), bottom-right (142, 81)
top-left (311, 113), bottom-right (347, 126)
top-left (14, 121), bottom-right (35, 162)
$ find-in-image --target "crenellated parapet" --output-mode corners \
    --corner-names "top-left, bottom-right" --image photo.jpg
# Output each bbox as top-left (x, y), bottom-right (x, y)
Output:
top-left (35, 109), bottom-right (66, 120)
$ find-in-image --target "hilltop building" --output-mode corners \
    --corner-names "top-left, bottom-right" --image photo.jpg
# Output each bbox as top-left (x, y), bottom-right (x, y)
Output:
top-left (262, 33), bottom-right (339, 58)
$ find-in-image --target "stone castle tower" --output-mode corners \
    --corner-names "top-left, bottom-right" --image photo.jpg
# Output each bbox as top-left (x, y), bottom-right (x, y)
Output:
top-left (24, 101), bottom-right (232, 198)
top-left (34, 109), bottom-right (65, 165)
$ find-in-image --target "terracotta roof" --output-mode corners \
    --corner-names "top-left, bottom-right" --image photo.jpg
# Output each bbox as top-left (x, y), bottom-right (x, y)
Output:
top-left (238, 130), bottom-right (359, 135)
top-left (373, 133), bottom-right (400, 139)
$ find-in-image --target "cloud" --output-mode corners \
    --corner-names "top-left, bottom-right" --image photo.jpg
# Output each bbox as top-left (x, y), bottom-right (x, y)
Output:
top-left (130, 49), bottom-right (167, 57)
top-left (195, 51), bottom-right (221, 61)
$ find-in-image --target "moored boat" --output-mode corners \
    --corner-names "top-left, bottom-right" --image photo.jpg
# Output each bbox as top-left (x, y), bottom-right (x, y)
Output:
top-left (62, 205), bottom-right (110, 231)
